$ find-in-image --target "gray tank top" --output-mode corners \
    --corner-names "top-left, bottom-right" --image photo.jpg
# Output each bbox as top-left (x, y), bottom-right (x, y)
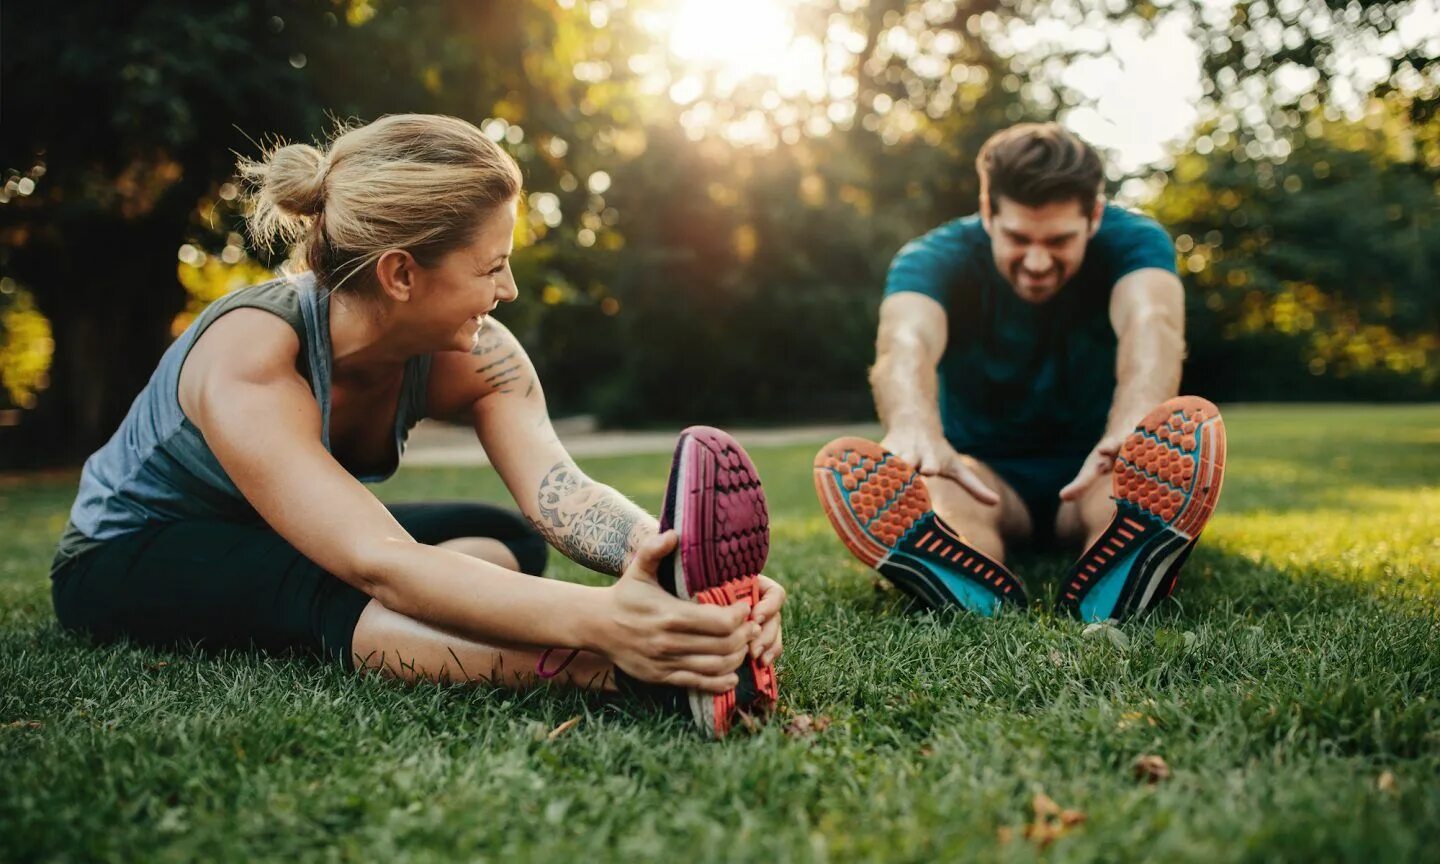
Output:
top-left (54, 273), bottom-right (432, 569)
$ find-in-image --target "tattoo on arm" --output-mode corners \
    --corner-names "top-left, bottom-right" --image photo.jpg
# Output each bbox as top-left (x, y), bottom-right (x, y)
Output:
top-left (471, 330), bottom-right (535, 396)
top-left (529, 461), bottom-right (652, 575)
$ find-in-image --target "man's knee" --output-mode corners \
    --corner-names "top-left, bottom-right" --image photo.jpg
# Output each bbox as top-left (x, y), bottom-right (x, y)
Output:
top-left (926, 472), bottom-right (1006, 530)
top-left (933, 461), bottom-right (1032, 540)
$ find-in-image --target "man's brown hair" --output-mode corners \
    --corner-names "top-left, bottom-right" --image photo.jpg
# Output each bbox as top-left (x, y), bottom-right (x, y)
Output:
top-left (976, 122), bottom-right (1104, 214)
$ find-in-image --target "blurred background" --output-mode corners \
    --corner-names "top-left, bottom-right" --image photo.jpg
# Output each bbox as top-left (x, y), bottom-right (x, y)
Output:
top-left (1, 0), bottom-right (1437, 469)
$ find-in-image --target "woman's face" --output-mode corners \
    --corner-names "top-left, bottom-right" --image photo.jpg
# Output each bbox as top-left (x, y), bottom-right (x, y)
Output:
top-left (409, 199), bottom-right (519, 353)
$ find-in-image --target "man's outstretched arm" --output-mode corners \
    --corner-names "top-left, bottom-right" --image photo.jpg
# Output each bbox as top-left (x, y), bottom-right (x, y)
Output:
top-left (1060, 268), bottom-right (1185, 499)
top-left (871, 292), bottom-right (999, 504)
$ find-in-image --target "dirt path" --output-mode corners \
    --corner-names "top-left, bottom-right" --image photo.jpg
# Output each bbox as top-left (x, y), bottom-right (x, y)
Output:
top-left (402, 418), bottom-right (882, 466)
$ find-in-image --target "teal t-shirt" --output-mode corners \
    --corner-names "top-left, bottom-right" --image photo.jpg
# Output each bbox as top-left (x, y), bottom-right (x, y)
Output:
top-left (884, 204), bottom-right (1176, 459)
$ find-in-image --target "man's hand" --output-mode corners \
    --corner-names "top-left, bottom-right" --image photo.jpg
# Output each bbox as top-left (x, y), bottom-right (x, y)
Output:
top-left (1058, 433), bottom-right (1125, 502)
top-left (882, 426), bottom-right (1000, 506)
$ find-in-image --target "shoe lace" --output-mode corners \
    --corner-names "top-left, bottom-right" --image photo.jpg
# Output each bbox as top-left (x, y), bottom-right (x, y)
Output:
top-left (535, 647), bottom-right (580, 679)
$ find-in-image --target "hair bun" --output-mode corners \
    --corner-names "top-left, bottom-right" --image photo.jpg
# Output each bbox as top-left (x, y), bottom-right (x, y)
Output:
top-left (261, 143), bottom-right (329, 217)
top-left (236, 114), bottom-right (523, 281)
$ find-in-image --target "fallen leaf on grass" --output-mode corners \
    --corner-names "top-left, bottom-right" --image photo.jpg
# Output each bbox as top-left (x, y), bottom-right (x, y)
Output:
top-left (1154, 629), bottom-right (1200, 652)
top-left (999, 790), bottom-right (1087, 848)
top-left (3, 720), bottom-right (42, 730)
top-left (546, 715), bottom-right (581, 741)
top-left (1059, 809), bottom-right (1086, 826)
top-left (735, 710), bottom-right (765, 734)
top-left (783, 713), bottom-right (831, 739)
top-left (1377, 771), bottom-right (1397, 793)
top-left (1032, 792), bottom-right (1060, 818)
top-left (147, 662), bottom-right (169, 670)
top-left (1082, 622), bottom-right (1130, 651)
top-left (1117, 710), bottom-right (1159, 731)
top-left (1133, 754), bottom-right (1171, 784)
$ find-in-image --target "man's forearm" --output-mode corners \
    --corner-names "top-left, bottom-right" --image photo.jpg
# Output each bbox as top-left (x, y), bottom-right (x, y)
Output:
top-left (527, 460), bottom-right (658, 576)
top-left (1108, 312), bottom-right (1183, 436)
top-left (871, 343), bottom-right (944, 435)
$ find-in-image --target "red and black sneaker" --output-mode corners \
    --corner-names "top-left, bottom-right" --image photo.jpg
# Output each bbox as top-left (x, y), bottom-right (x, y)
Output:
top-left (657, 426), bottom-right (778, 737)
top-left (1057, 396), bottom-right (1227, 622)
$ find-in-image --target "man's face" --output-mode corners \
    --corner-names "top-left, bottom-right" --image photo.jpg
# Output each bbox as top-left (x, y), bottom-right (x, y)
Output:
top-left (981, 195), bottom-right (1102, 304)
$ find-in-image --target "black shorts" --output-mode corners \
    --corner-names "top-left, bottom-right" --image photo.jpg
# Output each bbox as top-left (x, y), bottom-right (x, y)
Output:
top-left (982, 454), bottom-right (1088, 548)
top-left (50, 501), bottom-right (547, 665)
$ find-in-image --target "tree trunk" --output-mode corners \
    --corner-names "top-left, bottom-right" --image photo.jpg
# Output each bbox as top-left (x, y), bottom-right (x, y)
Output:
top-left (1, 215), bottom-right (188, 469)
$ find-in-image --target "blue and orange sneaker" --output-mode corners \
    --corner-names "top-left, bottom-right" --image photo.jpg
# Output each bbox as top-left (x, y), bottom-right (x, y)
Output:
top-left (657, 426), bottom-right (777, 738)
top-left (813, 437), bottom-right (1027, 615)
top-left (1057, 396), bottom-right (1227, 623)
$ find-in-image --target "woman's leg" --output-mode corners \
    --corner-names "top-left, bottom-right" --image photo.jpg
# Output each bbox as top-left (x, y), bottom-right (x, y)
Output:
top-left (348, 500), bottom-right (617, 687)
top-left (350, 599), bottom-right (613, 689)
top-left (435, 537), bottom-right (519, 570)
top-left (51, 519), bottom-right (373, 661)
top-left (51, 512), bottom-right (609, 691)
top-left (385, 501), bottom-right (548, 576)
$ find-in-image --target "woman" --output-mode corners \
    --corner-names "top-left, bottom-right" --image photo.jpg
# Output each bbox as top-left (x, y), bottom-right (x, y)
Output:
top-left (50, 114), bottom-right (785, 737)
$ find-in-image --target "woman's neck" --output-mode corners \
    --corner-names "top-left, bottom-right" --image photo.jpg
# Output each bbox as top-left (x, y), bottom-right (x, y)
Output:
top-left (327, 291), bottom-right (416, 383)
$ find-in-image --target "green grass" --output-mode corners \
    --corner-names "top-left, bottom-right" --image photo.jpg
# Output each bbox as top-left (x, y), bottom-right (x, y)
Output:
top-left (2, 404), bottom-right (1438, 862)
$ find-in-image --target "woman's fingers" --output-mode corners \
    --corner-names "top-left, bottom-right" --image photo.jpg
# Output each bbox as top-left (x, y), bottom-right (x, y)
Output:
top-left (762, 628), bottom-right (783, 665)
top-left (752, 613), bottom-right (781, 660)
top-left (664, 669), bottom-right (741, 694)
top-left (668, 648), bottom-right (748, 682)
top-left (657, 626), bottom-right (755, 658)
top-left (664, 598), bottom-right (750, 636)
top-left (621, 530), bottom-right (678, 584)
top-left (750, 575), bottom-right (786, 623)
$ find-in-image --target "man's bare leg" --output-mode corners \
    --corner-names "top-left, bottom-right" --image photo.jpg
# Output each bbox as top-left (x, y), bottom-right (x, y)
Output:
top-left (1054, 472), bottom-right (1116, 550)
top-left (922, 456), bottom-right (1033, 564)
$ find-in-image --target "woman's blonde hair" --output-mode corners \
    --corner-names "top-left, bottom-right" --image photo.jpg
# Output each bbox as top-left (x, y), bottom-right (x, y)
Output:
top-left (239, 114), bottom-right (522, 293)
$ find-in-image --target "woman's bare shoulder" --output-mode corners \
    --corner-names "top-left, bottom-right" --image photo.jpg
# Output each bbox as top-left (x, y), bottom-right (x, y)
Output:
top-left (178, 307), bottom-right (306, 417)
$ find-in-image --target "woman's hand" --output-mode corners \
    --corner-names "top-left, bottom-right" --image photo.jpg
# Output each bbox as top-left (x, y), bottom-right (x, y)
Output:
top-left (595, 531), bottom-right (756, 693)
top-left (749, 575), bottom-right (786, 666)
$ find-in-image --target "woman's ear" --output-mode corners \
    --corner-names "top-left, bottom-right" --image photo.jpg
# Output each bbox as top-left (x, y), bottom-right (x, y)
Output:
top-left (374, 249), bottom-right (417, 302)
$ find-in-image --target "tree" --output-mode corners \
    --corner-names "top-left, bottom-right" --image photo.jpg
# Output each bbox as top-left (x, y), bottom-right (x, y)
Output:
top-left (3, 0), bottom-right (1434, 468)
top-left (1155, 96), bottom-right (1440, 399)
top-left (0, 1), bottom-right (560, 466)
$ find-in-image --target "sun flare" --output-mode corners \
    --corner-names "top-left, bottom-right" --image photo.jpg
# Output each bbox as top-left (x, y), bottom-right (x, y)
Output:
top-left (667, 0), bottom-right (795, 78)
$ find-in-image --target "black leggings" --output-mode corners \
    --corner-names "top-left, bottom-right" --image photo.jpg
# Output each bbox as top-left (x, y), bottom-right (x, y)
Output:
top-left (50, 501), bottom-right (548, 665)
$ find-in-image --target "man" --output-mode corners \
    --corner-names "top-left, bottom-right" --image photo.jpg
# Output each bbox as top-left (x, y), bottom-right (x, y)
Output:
top-left (813, 123), bottom-right (1226, 623)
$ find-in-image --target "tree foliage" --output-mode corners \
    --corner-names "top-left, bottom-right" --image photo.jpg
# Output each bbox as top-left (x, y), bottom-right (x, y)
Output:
top-left (1158, 93), bottom-right (1439, 398)
top-left (1, 0), bottom-right (1435, 466)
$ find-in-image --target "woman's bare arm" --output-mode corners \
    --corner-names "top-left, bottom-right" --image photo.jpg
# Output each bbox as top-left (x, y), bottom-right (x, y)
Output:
top-left (176, 310), bottom-right (750, 687)
top-left (427, 319), bottom-right (786, 663)
top-left (428, 320), bottom-right (657, 577)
